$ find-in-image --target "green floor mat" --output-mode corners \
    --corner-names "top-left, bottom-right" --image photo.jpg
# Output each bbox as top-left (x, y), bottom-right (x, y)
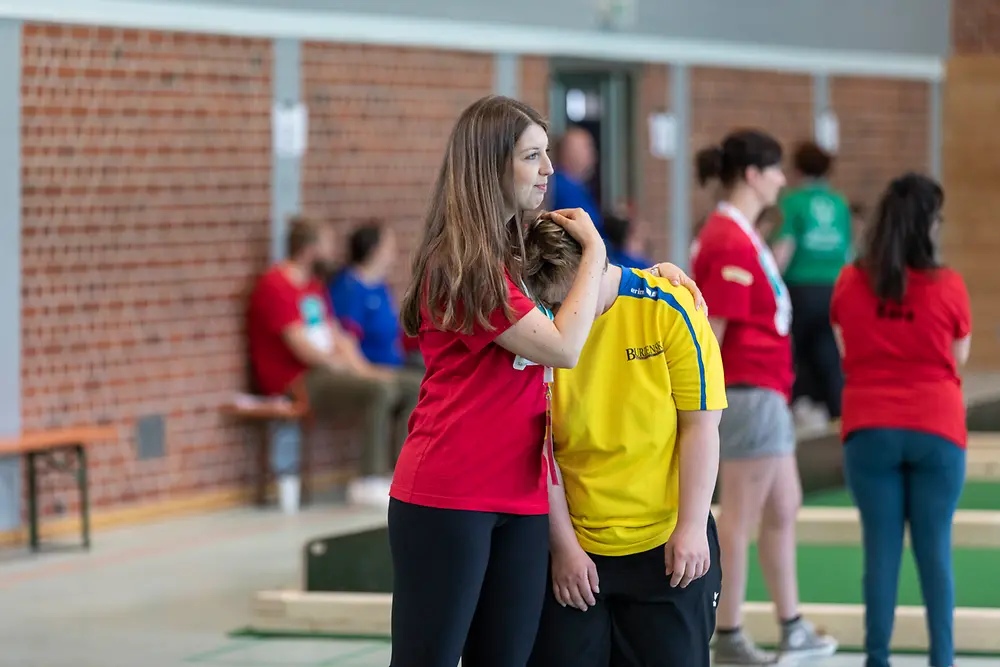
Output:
top-left (745, 543), bottom-right (1000, 607)
top-left (804, 480), bottom-right (1000, 510)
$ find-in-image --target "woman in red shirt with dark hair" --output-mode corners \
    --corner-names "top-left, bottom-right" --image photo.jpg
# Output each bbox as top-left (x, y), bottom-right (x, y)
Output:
top-left (831, 173), bottom-right (971, 667)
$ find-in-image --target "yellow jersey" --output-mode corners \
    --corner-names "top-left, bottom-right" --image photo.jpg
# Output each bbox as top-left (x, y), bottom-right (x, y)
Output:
top-left (551, 267), bottom-right (727, 556)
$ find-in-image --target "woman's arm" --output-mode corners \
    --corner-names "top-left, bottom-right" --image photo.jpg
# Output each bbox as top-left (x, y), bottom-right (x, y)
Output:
top-left (953, 334), bottom-right (971, 366)
top-left (771, 238), bottom-right (796, 272)
top-left (832, 324), bottom-right (845, 358)
top-left (496, 209), bottom-right (606, 368)
top-left (708, 317), bottom-right (727, 345)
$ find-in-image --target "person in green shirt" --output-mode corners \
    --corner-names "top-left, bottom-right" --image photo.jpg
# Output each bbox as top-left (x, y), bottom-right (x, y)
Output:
top-left (773, 141), bottom-right (851, 424)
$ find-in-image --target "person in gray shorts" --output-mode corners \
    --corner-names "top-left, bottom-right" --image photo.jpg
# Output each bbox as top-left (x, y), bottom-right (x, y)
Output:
top-left (718, 385), bottom-right (796, 460)
top-left (691, 131), bottom-right (838, 665)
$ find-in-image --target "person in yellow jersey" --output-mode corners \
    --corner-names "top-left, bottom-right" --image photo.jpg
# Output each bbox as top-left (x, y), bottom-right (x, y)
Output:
top-left (522, 216), bottom-right (727, 667)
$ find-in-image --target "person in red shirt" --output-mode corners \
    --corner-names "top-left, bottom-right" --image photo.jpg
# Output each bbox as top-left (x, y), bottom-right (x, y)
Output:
top-left (830, 173), bottom-right (970, 667)
top-left (247, 216), bottom-right (421, 502)
top-left (387, 95), bottom-right (700, 667)
top-left (691, 130), bottom-right (837, 665)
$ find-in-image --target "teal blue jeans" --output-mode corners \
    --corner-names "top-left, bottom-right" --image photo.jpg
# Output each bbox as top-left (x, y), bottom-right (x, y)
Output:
top-left (844, 428), bottom-right (965, 667)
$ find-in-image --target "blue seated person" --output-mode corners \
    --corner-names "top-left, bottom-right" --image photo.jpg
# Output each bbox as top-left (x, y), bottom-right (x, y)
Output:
top-left (551, 126), bottom-right (604, 236)
top-left (328, 219), bottom-right (416, 369)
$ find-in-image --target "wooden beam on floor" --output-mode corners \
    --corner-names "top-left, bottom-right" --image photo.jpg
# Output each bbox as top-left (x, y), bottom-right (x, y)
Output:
top-left (969, 432), bottom-right (1000, 449)
top-left (254, 590), bottom-right (392, 636)
top-left (705, 507), bottom-right (1000, 548)
top-left (250, 590), bottom-right (1000, 654)
top-left (793, 508), bottom-right (1000, 547)
top-left (742, 602), bottom-right (1000, 654)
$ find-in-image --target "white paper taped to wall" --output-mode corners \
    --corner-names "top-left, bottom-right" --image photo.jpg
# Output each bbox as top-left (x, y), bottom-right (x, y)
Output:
top-left (273, 102), bottom-right (308, 158)
top-left (648, 112), bottom-right (677, 159)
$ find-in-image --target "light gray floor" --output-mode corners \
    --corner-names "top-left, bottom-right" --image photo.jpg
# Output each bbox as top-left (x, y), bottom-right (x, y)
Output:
top-left (0, 503), bottom-right (995, 667)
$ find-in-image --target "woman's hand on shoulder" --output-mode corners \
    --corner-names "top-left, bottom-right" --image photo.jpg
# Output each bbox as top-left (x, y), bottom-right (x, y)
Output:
top-left (647, 263), bottom-right (707, 312)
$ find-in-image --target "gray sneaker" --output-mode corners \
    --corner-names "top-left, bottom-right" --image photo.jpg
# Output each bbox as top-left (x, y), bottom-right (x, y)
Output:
top-left (713, 630), bottom-right (778, 665)
top-left (779, 618), bottom-right (838, 660)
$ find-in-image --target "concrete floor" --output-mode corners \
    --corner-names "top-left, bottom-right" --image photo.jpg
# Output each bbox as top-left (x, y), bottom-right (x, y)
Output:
top-left (0, 503), bottom-right (996, 667)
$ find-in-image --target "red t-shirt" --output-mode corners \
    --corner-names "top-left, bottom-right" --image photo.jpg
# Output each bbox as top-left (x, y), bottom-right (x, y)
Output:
top-left (390, 275), bottom-right (549, 515)
top-left (247, 266), bottom-right (335, 396)
top-left (830, 265), bottom-right (971, 448)
top-left (691, 206), bottom-right (794, 399)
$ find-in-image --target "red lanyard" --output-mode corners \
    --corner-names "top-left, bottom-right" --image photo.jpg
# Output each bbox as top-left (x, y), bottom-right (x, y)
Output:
top-left (544, 380), bottom-right (559, 485)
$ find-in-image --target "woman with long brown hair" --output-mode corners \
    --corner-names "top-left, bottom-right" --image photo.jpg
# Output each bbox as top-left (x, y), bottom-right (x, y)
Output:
top-left (386, 95), bottom-right (607, 667)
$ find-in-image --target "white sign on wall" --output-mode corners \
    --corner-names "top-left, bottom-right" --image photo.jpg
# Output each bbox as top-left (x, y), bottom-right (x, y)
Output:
top-left (648, 112), bottom-right (677, 160)
top-left (815, 110), bottom-right (840, 154)
top-left (273, 102), bottom-right (308, 158)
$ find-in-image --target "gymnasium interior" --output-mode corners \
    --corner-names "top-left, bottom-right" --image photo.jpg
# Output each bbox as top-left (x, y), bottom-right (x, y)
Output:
top-left (2, 1), bottom-right (1000, 666)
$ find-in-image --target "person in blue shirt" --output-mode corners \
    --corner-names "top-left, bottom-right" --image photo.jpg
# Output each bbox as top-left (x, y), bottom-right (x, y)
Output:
top-left (328, 219), bottom-right (423, 505)
top-left (603, 211), bottom-right (649, 268)
top-left (550, 126), bottom-right (604, 236)
top-left (329, 220), bottom-right (407, 368)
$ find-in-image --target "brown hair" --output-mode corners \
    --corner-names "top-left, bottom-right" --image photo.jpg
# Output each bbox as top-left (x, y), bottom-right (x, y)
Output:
top-left (400, 95), bottom-right (548, 335)
top-left (696, 129), bottom-right (783, 188)
top-left (793, 141), bottom-right (833, 178)
top-left (522, 217), bottom-right (583, 312)
top-left (859, 173), bottom-right (943, 302)
top-left (286, 214), bottom-right (322, 259)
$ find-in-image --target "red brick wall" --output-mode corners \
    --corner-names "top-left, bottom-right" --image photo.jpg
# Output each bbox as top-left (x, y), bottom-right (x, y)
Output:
top-left (521, 56), bottom-right (550, 119)
top-left (21, 23), bottom-right (273, 515)
top-left (635, 64), bottom-right (671, 260)
top-left (301, 43), bottom-right (495, 296)
top-left (952, 0), bottom-right (1000, 54)
top-left (829, 77), bottom-right (930, 211)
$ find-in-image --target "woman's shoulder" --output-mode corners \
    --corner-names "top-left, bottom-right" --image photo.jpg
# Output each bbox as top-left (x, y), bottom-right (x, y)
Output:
top-left (917, 266), bottom-right (967, 293)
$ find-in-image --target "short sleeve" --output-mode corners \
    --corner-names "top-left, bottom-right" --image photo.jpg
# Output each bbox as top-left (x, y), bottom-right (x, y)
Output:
top-left (947, 271), bottom-right (972, 339)
top-left (457, 275), bottom-right (536, 353)
top-left (328, 274), bottom-right (365, 340)
top-left (253, 274), bottom-right (302, 335)
top-left (660, 285), bottom-right (728, 412)
top-left (698, 245), bottom-right (756, 322)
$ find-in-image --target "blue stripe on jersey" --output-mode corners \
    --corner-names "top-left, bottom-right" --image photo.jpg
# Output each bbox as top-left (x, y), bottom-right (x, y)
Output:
top-left (617, 268), bottom-right (708, 410)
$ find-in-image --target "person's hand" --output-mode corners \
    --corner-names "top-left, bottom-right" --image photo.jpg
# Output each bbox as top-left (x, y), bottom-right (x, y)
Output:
top-left (543, 208), bottom-right (604, 252)
top-left (664, 522), bottom-right (710, 588)
top-left (550, 543), bottom-right (600, 611)
top-left (647, 263), bottom-right (707, 312)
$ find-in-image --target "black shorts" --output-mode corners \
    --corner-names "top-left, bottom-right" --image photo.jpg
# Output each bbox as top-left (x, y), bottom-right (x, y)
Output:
top-left (528, 514), bottom-right (722, 667)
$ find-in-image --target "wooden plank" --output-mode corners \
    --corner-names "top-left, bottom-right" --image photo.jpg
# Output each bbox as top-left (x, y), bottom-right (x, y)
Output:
top-left (743, 602), bottom-right (1000, 654)
top-left (791, 507), bottom-right (1000, 548)
top-left (0, 425), bottom-right (118, 455)
top-left (249, 590), bottom-right (1000, 654)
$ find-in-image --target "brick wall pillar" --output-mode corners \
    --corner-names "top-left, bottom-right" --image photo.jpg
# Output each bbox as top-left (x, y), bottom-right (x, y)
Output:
top-left (942, 0), bottom-right (1000, 368)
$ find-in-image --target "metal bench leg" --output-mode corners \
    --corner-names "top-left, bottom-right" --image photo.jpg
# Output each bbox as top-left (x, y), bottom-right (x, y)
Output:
top-left (255, 422), bottom-right (269, 507)
top-left (26, 452), bottom-right (39, 552)
top-left (77, 444), bottom-right (90, 549)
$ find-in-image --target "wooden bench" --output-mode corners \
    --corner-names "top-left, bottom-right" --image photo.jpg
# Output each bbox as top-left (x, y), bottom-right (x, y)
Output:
top-left (221, 379), bottom-right (315, 507)
top-left (0, 425), bottom-right (118, 552)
